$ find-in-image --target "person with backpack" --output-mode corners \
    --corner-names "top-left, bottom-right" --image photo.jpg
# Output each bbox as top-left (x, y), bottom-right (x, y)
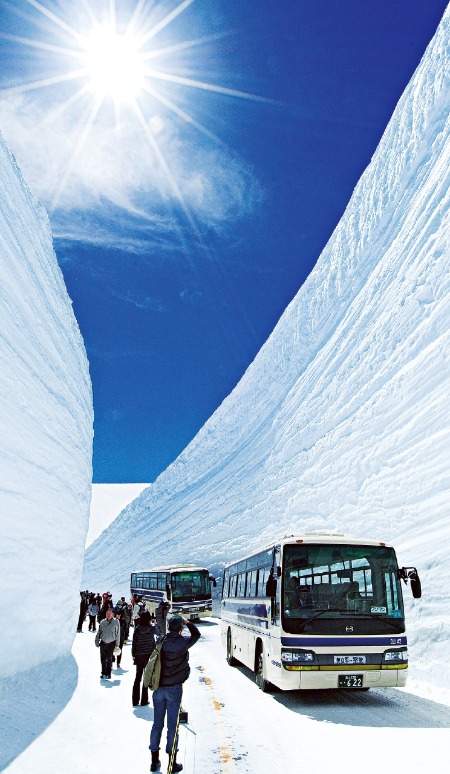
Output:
top-left (148, 616), bottom-right (200, 773)
top-left (132, 610), bottom-right (156, 706)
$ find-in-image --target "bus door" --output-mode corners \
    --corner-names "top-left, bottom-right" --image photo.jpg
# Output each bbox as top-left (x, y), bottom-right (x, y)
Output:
top-left (268, 545), bottom-right (281, 628)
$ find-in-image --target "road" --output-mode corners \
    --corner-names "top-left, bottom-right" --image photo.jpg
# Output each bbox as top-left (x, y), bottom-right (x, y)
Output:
top-left (3, 618), bottom-right (450, 773)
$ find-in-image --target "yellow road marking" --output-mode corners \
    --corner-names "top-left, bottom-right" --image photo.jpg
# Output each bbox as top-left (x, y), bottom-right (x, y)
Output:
top-left (198, 665), bottom-right (236, 773)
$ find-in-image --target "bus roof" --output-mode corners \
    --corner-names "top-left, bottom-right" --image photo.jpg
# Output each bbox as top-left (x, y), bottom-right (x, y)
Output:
top-left (224, 532), bottom-right (394, 569)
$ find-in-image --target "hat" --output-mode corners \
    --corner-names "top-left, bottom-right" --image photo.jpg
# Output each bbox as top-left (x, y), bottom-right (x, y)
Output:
top-left (168, 616), bottom-right (184, 632)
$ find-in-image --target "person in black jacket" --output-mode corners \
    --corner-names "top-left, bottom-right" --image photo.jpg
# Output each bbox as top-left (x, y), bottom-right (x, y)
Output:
top-left (149, 616), bottom-right (200, 773)
top-left (132, 611), bottom-right (156, 707)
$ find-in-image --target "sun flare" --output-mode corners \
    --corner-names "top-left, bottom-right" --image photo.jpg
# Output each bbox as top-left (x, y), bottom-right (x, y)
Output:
top-left (1, 0), bottom-right (271, 220)
top-left (82, 25), bottom-right (145, 103)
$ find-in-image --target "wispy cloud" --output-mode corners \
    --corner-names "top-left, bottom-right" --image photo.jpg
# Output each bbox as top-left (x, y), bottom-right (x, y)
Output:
top-left (0, 90), bottom-right (263, 250)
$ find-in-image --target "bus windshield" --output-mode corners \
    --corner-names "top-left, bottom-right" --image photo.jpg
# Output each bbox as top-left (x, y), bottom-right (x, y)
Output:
top-left (171, 570), bottom-right (211, 602)
top-left (283, 543), bottom-right (405, 635)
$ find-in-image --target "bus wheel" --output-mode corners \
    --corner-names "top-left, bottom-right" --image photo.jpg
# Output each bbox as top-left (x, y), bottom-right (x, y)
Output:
top-left (255, 643), bottom-right (271, 692)
top-left (226, 629), bottom-right (237, 666)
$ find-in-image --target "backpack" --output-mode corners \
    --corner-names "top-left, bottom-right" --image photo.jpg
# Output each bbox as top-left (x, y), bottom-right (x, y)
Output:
top-left (143, 638), bottom-right (165, 691)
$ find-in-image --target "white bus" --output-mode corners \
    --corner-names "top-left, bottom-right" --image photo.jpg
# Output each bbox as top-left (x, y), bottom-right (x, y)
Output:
top-left (131, 564), bottom-right (217, 620)
top-left (221, 533), bottom-right (421, 691)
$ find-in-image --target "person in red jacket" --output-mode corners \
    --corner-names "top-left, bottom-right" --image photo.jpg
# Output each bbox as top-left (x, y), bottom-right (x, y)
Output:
top-left (149, 616), bottom-right (200, 773)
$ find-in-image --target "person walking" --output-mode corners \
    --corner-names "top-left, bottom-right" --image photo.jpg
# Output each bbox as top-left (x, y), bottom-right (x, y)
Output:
top-left (88, 599), bottom-right (99, 631)
top-left (114, 608), bottom-right (127, 668)
top-left (132, 611), bottom-right (156, 706)
top-left (95, 608), bottom-right (120, 679)
top-left (148, 616), bottom-right (200, 773)
top-left (132, 595), bottom-right (144, 628)
top-left (76, 591), bottom-right (89, 633)
top-left (121, 600), bottom-right (131, 641)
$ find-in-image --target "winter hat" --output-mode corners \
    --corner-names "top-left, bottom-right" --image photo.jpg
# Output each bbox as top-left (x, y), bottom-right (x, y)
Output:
top-left (168, 616), bottom-right (184, 632)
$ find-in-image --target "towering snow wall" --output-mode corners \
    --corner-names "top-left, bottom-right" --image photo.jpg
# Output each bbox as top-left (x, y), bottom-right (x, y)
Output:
top-left (84, 12), bottom-right (449, 687)
top-left (0, 133), bottom-right (93, 678)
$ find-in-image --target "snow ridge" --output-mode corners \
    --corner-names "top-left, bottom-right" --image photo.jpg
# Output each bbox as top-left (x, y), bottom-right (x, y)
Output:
top-left (0, 131), bottom-right (93, 678)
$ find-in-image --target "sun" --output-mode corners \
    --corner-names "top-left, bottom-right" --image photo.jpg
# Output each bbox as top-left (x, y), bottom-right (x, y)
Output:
top-left (1, 0), bottom-right (272, 220)
top-left (82, 25), bottom-right (145, 103)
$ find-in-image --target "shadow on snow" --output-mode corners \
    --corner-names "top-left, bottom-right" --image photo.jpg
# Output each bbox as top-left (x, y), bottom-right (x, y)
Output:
top-left (234, 664), bottom-right (450, 729)
top-left (0, 655), bottom-right (78, 770)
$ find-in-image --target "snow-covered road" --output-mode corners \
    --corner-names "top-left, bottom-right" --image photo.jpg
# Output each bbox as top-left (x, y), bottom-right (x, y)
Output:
top-left (4, 619), bottom-right (450, 774)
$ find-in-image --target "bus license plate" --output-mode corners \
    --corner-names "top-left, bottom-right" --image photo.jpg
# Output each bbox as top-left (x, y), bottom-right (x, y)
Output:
top-left (338, 674), bottom-right (363, 688)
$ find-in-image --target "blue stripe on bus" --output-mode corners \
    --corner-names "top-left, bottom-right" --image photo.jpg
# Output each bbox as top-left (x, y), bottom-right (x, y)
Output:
top-left (222, 601), bottom-right (268, 618)
top-left (281, 636), bottom-right (407, 647)
top-left (131, 588), bottom-right (211, 611)
top-left (224, 621), bottom-right (271, 638)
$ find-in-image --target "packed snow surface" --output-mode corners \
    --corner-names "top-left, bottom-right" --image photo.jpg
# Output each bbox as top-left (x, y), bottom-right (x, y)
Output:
top-left (2, 620), bottom-right (450, 773)
top-left (84, 11), bottom-right (450, 691)
top-left (0, 131), bottom-right (93, 679)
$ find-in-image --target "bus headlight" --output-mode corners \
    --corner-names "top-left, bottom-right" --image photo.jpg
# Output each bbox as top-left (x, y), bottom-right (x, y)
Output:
top-left (281, 649), bottom-right (317, 668)
top-left (383, 649), bottom-right (408, 662)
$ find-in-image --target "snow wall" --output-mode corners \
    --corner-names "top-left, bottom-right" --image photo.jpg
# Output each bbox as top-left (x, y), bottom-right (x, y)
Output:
top-left (84, 12), bottom-right (449, 688)
top-left (0, 132), bottom-right (93, 679)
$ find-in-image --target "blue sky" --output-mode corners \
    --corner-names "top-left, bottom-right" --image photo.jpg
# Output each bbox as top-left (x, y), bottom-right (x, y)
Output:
top-left (0, 0), bottom-right (447, 483)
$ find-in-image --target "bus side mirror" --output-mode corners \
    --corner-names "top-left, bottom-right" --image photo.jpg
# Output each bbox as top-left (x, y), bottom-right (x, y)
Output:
top-left (209, 575), bottom-right (217, 587)
top-left (266, 576), bottom-right (277, 597)
top-left (399, 567), bottom-right (422, 599)
top-left (410, 574), bottom-right (422, 599)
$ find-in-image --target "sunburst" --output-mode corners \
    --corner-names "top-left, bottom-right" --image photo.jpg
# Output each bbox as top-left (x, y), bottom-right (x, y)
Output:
top-left (1, 0), bottom-right (273, 222)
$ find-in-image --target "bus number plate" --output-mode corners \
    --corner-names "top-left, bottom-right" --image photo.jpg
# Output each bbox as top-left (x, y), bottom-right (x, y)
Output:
top-left (338, 674), bottom-right (363, 688)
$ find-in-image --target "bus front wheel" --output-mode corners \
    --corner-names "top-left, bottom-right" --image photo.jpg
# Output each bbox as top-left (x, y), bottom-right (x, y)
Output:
top-left (227, 629), bottom-right (237, 666)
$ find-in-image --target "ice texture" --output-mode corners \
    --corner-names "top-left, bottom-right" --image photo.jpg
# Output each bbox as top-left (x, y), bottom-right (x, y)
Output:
top-left (0, 132), bottom-right (93, 678)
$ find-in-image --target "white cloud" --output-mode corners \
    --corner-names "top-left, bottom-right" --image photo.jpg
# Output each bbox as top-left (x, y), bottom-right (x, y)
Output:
top-left (0, 92), bottom-right (263, 247)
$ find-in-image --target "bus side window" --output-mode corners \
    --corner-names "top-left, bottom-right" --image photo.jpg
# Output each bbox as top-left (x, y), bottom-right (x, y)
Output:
top-left (257, 567), bottom-right (269, 596)
top-left (157, 573), bottom-right (166, 591)
top-left (247, 570), bottom-right (257, 597)
top-left (229, 574), bottom-right (238, 597)
top-left (222, 569), bottom-right (229, 598)
top-left (237, 573), bottom-right (246, 597)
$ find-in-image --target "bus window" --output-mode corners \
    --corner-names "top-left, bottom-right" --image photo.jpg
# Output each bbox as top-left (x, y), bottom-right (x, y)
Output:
top-left (222, 568), bottom-right (230, 598)
top-left (246, 570), bottom-right (258, 597)
top-left (256, 567), bottom-right (270, 596)
top-left (157, 573), bottom-right (167, 590)
top-left (237, 573), bottom-right (246, 597)
top-left (146, 573), bottom-right (156, 589)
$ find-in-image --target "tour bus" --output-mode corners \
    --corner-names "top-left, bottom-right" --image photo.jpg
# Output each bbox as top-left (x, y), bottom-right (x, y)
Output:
top-left (130, 564), bottom-right (217, 620)
top-left (221, 533), bottom-right (421, 691)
